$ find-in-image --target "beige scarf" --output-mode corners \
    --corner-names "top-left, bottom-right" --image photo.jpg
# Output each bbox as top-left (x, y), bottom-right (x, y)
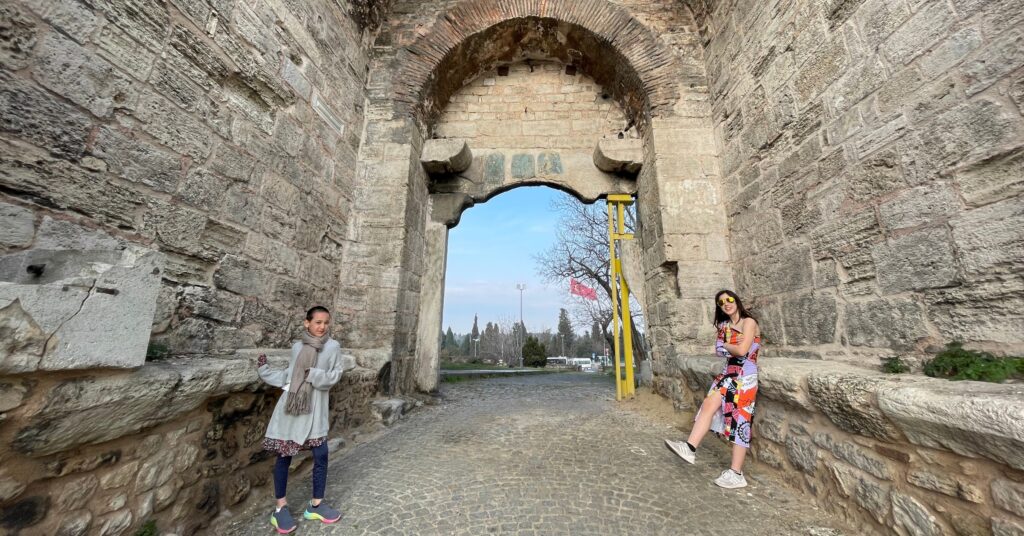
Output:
top-left (285, 330), bottom-right (328, 415)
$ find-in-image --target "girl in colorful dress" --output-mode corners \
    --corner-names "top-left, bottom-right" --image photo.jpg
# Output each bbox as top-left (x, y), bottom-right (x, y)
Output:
top-left (665, 290), bottom-right (761, 489)
top-left (256, 305), bottom-right (345, 533)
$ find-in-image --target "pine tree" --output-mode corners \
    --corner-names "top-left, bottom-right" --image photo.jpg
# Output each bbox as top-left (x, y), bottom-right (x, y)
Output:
top-left (444, 327), bottom-right (457, 349)
top-left (557, 308), bottom-right (575, 356)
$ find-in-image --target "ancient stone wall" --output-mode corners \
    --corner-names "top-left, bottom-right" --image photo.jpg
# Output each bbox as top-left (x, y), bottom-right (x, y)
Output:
top-left (696, 0), bottom-right (1024, 362)
top-left (0, 0), bottom-right (389, 533)
top-left (1, 0), bottom-right (369, 357)
top-left (656, 357), bottom-right (1024, 535)
top-left (649, 1), bottom-right (1024, 533)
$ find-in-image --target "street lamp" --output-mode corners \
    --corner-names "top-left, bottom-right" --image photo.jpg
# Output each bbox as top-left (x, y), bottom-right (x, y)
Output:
top-left (516, 283), bottom-right (526, 367)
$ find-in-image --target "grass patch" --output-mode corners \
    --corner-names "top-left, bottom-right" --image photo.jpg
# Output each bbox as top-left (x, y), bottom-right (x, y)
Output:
top-left (135, 521), bottom-right (158, 536)
top-left (923, 343), bottom-right (1024, 383)
top-left (880, 355), bottom-right (909, 374)
top-left (440, 361), bottom-right (509, 371)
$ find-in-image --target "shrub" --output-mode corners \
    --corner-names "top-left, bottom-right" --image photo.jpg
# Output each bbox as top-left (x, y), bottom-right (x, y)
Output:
top-left (880, 355), bottom-right (909, 374)
top-left (923, 342), bottom-right (1024, 383)
top-left (136, 521), bottom-right (158, 536)
top-left (145, 341), bottom-right (170, 361)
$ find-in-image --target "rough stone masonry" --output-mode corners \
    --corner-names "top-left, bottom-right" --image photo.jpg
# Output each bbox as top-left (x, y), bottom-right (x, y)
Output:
top-left (0, 0), bottom-right (1022, 534)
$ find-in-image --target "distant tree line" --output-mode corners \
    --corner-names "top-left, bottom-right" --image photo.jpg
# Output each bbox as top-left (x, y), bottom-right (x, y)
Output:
top-left (440, 308), bottom-right (607, 367)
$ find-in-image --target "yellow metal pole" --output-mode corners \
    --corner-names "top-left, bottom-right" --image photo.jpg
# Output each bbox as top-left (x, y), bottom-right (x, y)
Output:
top-left (621, 274), bottom-right (635, 397)
top-left (607, 201), bottom-right (623, 402)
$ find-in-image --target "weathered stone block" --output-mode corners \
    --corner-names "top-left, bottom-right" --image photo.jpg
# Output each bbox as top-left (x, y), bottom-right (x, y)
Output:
top-left (857, 0), bottom-right (911, 50)
top-left (811, 210), bottom-right (880, 259)
top-left (135, 93), bottom-right (215, 160)
top-left (828, 462), bottom-right (891, 524)
top-left (421, 139), bottom-right (472, 175)
top-left (882, 1), bottom-right (956, 65)
top-left (785, 434), bottom-right (819, 473)
top-left (908, 469), bottom-right (984, 503)
top-left (951, 198), bottom-right (1024, 281)
top-left (56, 475), bottom-right (97, 510)
top-left (918, 27), bottom-right (982, 81)
top-left (0, 245), bottom-right (164, 372)
top-left (0, 73), bottom-right (91, 160)
top-left (962, 27), bottom-right (1024, 96)
top-left (872, 229), bottom-right (958, 293)
top-left (13, 357), bottom-right (259, 455)
top-left (902, 99), bottom-right (1023, 183)
top-left (878, 381), bottom-right (1024, 470)
top-left (56, 510), bottom-right (91, 536)
top-left (33, 32), bottom-right (138, 118)
top-left (0, 3), bottom-right (36, 70)
top-left (993, 517), bottom-right (1024, 536)
top-left (30, 1), bottom-right (101, 44)
top-left (794, 37), bottom-right (850, 105)
top-left (892, 492), bottom-right (942, 536)
top-left (92, 127), bottom-right (184, 194)
top-left (737, 244), bottom-right (814, 295)
top-left (954, 148), bottom-right (1024, 207)
top-left (878, 183), bottom-right (958, 231)
top-left (593, 138), bottom-right (642, 174)
top-left (844, 298), bottom-right (927, 350)
top-left (992, 479), bottom-right (1024, 518)
top-left (779, 293), bottom-right (837, 345)
top-left (807, 372), bottom-right (902, 441)
top-left (815, 432), bottom-right (894, 480)
top-left (0, 201), bottom-right (33, 248)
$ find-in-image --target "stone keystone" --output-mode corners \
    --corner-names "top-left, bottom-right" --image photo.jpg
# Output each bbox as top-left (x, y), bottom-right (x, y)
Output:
top-left (593, 138), bottom-right (643, 175)
top-left (421, 139), bottom-right (473, 175)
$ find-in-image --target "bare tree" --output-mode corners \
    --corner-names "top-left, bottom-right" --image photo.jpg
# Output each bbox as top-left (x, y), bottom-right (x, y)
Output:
top-left (534, 196), bottom-right (647, 361)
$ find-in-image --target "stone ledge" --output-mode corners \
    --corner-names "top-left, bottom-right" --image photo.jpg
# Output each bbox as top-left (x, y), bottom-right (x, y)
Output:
top-left (661, 356), bottom-right (1024, 469)
top-left (13, 351), bottom-right (371, 456)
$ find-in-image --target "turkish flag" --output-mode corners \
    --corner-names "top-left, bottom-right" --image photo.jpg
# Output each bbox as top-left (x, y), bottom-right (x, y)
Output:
top-left (570, 278), bottom-right (598, 300)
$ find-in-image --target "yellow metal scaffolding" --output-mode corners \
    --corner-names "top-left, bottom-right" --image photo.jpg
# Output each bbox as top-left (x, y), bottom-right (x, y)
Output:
top-left (607, 194), bottom-right (636, 401)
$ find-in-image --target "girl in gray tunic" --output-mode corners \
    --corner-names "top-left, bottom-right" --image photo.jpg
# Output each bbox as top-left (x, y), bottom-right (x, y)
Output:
top-left (257, 305), bottom-right (345, 533)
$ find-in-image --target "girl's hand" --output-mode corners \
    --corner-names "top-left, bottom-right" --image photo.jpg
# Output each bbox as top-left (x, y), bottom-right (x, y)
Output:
top-left (257, 353), bottom-right (268, 368)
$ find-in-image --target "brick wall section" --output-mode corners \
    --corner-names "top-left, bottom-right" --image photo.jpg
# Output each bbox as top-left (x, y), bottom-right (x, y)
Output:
top-left (0, 0), bottom-right (369, 355)
top-left (698, 0), bottom-right (1024, 361)
top-left (436, 61), bottom-right (627, 150)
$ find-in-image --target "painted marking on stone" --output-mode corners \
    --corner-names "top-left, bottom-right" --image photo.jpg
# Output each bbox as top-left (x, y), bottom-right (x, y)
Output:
top-left (538, 152), bottom-right (563, 175)
top-left (484, 153), bottom-right (505, 184)
top-left (511, 153), bottom-right (535, 179)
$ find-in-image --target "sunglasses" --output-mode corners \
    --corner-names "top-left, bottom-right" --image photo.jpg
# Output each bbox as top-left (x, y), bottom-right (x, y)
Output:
top-left (718, 296), bottom-right (736, 306)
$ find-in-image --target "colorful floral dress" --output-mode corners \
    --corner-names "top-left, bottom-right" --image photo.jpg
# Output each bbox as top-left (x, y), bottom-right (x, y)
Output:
top-left (698, 321), bottom-right (760, 448)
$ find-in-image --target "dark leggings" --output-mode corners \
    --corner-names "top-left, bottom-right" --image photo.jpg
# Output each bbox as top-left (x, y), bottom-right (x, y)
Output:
top-left (273, 442), bottom-right (329, 500)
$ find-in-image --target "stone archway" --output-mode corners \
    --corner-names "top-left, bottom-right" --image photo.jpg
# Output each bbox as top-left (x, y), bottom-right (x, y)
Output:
top-left (348, 0), bottom-right (731, 395)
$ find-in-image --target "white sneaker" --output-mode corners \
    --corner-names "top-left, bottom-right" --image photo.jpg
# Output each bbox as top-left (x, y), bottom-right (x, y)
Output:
top-left (664, 439), bottom-right (696, 464)
top-left (714, 469), bottom-right (748, 489)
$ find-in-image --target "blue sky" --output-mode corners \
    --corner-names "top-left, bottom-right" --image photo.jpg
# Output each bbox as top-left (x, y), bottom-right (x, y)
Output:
top-left (442, 186), bottom-right (579, 335)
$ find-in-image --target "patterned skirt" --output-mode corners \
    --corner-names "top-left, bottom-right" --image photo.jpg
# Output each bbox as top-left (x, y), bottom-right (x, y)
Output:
top-left (698, 356), bottom-right (758, 448)
top-left (263, 436), bottom-right (326, 457)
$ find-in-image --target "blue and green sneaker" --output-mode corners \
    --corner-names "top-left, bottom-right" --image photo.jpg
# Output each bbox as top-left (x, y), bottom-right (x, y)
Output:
top-left (270, 507), bottom-right (297, 534)
top-left (303, 500), bottom-right (342, 524)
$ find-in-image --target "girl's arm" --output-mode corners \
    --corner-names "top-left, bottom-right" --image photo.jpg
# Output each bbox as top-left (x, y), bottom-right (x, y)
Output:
top-left (724, 318), bottom-right (757, 356)
top-left (258, 362), bottom-right (290, 388)
top-left (307, 346), bottom-right (344, 391)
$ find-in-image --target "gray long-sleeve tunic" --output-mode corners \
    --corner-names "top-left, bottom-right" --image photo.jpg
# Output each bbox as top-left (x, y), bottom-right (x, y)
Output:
top-left (258, 338), bottom-right (344, 444)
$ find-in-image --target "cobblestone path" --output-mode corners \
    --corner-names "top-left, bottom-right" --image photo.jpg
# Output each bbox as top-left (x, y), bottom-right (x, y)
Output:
top-left (223, 373), bottom-right (848, 536)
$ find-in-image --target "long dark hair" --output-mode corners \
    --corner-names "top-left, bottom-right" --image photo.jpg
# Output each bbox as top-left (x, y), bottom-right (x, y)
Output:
top-left (712, 290), bottom-right (755, 326)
